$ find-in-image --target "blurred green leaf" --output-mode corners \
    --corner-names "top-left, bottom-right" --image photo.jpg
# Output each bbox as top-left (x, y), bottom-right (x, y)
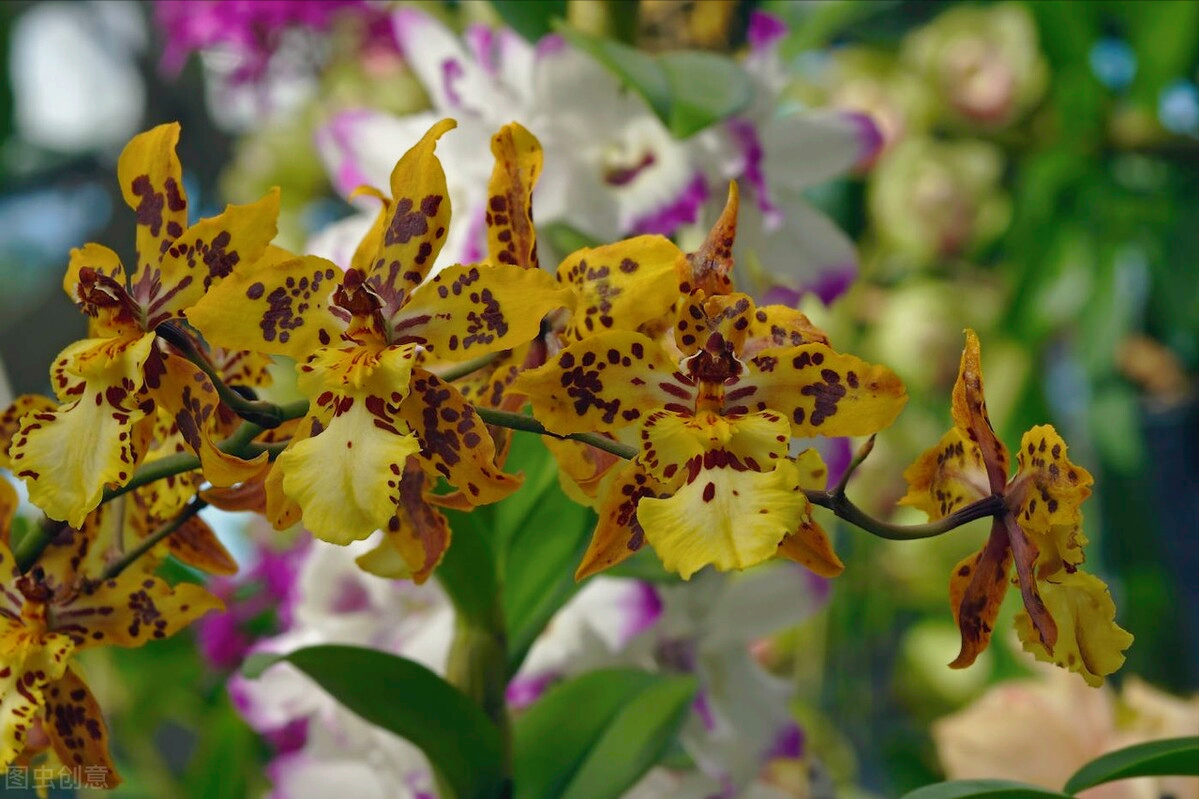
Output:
top-left (899, 780), bottom-right (1068, 799)
top-left (1063, 736), bottom-right (1199, 794)
top-left (553, 22), bottom-right (751, 137)
top-left (438, 502), bottom-right (502, 628)
top-left (243, 646), bottom-right (505, 799)
top-left (512, 669), bottom-right (697, 799)
top-left (1125, 1), bottom-right (1199, 104)
top-left (558, 675), bottom-right (698, 799)
top-left (185, 695), bottom-right (266, 799)
top-left (604, 546), bottom-right (682, 583)
top-left (489, 0), bottom-right (568, 42)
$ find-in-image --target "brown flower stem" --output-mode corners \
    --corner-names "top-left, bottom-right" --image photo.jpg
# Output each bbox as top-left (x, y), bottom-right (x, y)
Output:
top-left (806, 491), bottom-right (1006, 541)
top-left (100, 499), bottom-right (210, 581)
top-left (156, 322), bottom-right (290, 428)
top-left (473, 408), bottom-right (639, 460)
top-left (832, 434), bottom-right (876, 497)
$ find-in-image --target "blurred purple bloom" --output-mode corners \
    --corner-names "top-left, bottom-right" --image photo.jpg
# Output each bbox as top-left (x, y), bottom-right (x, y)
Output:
top-left (155, 0), bottom-right (369, 80)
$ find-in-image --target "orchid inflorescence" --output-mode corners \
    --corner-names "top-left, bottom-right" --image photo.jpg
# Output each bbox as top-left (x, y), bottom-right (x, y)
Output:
top-left (0, 119), bottom-right (1131, 787)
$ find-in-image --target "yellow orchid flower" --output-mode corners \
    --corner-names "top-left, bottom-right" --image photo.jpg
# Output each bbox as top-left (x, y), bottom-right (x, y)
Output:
top-left (7, 123), bottom-right (280, 527)
top-left (900, 330), bottom-right (1133, 686)
top-left (514, 284), bottom-right (907, 580)
top-left (0, 534), bottom-right (221, 786)
top-left (189, 120), bottom-right (572, 582)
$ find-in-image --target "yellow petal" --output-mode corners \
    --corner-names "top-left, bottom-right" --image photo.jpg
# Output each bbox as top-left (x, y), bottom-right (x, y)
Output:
top-left (143, 188), bottom-right (281, 325)
top-left (356, 466), bottom-right (450, 584)
top-left (362, 119), bottom-right (456, 318)
top-left (43, 666), bottom-right (120, 786)
top-left (0, 623), bottom-right (74, 768)
top-left (487, 122), bottom-right (542, 270)
top-left (639, 409), bottom-right (791, 486)
top-left (947, 522), bottom-right (1011, 669)
top-left (679, 181), bottom-right (737, 297)
top-left (512, 331), bottom-right (695, 436)
top-left (1014, 570), bottom-right (1134, 687)
top-left (950, 330), bottom-right (1008, 495)
top-left (117, 123), bottom-right (189, 284)
top-left (1, 396), bottom-right (57, 470)
top-left (739, 344), bottom-right (908, 438)
top-left (776, 449), bottom-right (842, 577)
top-left (1008, 425), bottom-right (1094, 575)
top-left (557, 236), bottom-right (683, 343)
top-left (899, 427), bottom-right (991, 521)
top-left (742, 303), bottom-right (830, 357)
top-left (576, 462), bottom-right (660, 580)
top-left (10, 334), bottom-right (156, 527)
top-left (143, 351), bottom-right (268, 488)
top-left (63, 244), bottom-right (140, 338)
top-left (277, 345), bottom-right (422, 543)
top-left (399, 369), bottom-right (520, 506)
top-left (638, 459), bottom-right (808, 580)
top-left (674, 292), bottom-right (757, 358)
top-left (50, 573), bottom-right (223, 650)
top-left (393, 263), bottom-right (572, 361)
top-left (165, 514), bottom-right (239, 576)
top-left (188, 251), bottom-right (348, 359)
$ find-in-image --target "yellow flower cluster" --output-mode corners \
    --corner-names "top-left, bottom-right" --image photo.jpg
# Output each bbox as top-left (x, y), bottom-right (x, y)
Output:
top-left (0, 120), bottom-right (1132, 784)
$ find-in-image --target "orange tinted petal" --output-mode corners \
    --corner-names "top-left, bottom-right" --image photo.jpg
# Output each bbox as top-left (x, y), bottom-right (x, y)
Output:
top-left (486, 122), bottom-right (541, 270)
top-left (951, 330), bottom-right (1008, 495)
top-left (43, 667), bottom-right (120, 787)
top-left (899, 428), bottom-right (991, 521)
top-left (948, 521), bottom-right (1011, 669)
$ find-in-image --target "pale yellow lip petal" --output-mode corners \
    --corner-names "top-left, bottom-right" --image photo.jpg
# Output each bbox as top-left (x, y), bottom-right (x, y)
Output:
top-left (638, 460), bottom-right (808, 580)
top-left (9, 333), bottom-right (157, 528)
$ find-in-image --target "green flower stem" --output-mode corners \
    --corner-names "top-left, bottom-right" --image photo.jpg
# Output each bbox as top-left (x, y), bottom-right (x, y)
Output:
top-left (156, 323), bottom-right (291, 428)
top-left (100, 499), bottom-right (209, 581)
top-left (14, 518), bottom-right (68, 573)
top-left (444, 610), bottom-right (512, 790)
top-left (474, 408), bottom-right (638, 460)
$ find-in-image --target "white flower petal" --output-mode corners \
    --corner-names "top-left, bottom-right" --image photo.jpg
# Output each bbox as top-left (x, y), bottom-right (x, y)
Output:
top-left (760, 110), bottom-right (883, 191)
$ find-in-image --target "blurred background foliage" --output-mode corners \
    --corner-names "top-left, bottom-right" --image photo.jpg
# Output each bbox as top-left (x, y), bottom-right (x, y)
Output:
top-left (0, 1), bottom-right (1195, 796)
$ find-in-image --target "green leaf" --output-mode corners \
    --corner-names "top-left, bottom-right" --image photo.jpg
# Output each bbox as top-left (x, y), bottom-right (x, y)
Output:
top-left (513, 669), bottom-right (697, 799)
top-left (437, 503), bottom-right (502, 628)
top-left (899, 780), bottom-right (1069, 799)
top-left (501, 468), bottom-right (595, 675)
top-left (658, 51), bottom-right (754, 138)
top-left (1063, 736), bottom-right (1199, 794)
top-left (490, 0), bottom-right (568, 42)
top-left (243, 645), bottom-right (506, 799)
top-left (603, 546), bottom-right (683, 583)
top-left (553, 22), bottom-right (751, 137)
top-left (558, 675), bottom-right (698, 799)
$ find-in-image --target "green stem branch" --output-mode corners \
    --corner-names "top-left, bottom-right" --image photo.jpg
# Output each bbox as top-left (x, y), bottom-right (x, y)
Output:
top-left (474, 408), bottom-right (637, 461)
top-left (100, 499), bottom-right (209, 581)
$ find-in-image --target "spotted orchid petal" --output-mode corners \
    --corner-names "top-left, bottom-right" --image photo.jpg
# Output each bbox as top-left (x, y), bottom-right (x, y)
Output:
top-left (776, 448), bottom-right (843, 578)
top-left (512, 331), bottom-right (695, 436)
top-left (398, 369), bottom-right (518, 507)
top-left (356, 119), bottom-right (456, 321)
top-left (43, 667), bottom-right (119, 787)
top-left (117, 123), bottom-right (189, 291)
top-left (393, 263), bottom-right (572, 362)
top-left (575, 461), bottom-right (663, 580)
top-left (142, 189), bottom-right (281, 326)
top-left (680, 182), bottom-right (739, 300)
top-left (0, 396), bottom-right (56, 470)
top-left (50, 572), bottom-right (222, 650)
top-left (741, 304), bottom-right (830, 357)
top-left (638, 410), bottom-right (791, 487)
top-left (739, 345), bottom-right (907, 438)
top-left (164, 513), bottom-right (239, 576)
top-left (1008, 425), bottom-right (1094, 577)
top-left (556, 236), bottom-right (683, 343)
top-left (1013, 570), bottom-right (1133, 687)
top-left (277, 344), bottom-right (422, 544)
top-left (63, 244), bottom-right (139, 338)
top-left (143, 350), bottom-right (268, 487)
top-left (899, 427), bottom-right (991, 520)
top-left (356, 464), bottom-right (452, 584)
top-left (639, 459), bottom-right (811, 580)
top-left (946, 521), bottom-right (1012, 669)
top-left (10, 334), bottom-right (157, 527)
top-left (188, 253), bottom-right (349, 360)
top-left (0, 618), bottom-right (74, 768)
top-left (486, 123), bottom-right (541, 270)
top-left (951, 329), bottom-right (1009, 495)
